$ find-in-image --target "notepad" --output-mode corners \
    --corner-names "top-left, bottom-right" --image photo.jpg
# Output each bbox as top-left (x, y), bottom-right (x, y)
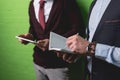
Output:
top-left (49, 32), bottom-right (73, 54)
top-left (16, 36), bottom-right (36, 44)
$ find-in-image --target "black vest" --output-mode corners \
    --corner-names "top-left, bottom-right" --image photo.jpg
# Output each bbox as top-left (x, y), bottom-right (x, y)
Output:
top-left (89, 0), bottom-right (120, 80)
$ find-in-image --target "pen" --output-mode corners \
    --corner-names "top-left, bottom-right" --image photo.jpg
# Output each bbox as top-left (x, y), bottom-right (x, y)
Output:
top-left (76, 33), bottom-right (79, 36)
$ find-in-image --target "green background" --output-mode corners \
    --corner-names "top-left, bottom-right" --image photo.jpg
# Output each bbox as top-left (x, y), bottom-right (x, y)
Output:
top-left (0, 0), bottom-right (92, 80)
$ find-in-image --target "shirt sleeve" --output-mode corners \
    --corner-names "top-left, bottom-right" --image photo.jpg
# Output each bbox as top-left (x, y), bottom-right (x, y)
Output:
top-left (95, 43), bottom-right (120, 67)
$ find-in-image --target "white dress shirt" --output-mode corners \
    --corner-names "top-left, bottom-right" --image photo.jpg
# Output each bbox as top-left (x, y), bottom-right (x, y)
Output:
top-left (88, 0), bottom-right (120, 72)
top-left (33, 0), bottom-right (53, 22)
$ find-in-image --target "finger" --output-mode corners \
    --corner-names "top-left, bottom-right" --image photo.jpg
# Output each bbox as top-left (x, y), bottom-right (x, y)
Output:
top-left (68, 42), bottom-right (77, 52)
top-left (37, 39), bottom-right (49, 48)
top-left (66, 55), bottom-right (77, 63)
top-left (66, 35), bottom-right (78, 48)
top-left (62, 54), bottom-right (76, 63)
top-left (36, 41), bottom-right (45, 47)
top-left (62, 53), bottom-right (70, 61)
top-left (56, 52), bottom-right (63, 58)
top-left (43, 40), bottom-right (49, 47)
top-left (36, 44), bottom-right (42, 49)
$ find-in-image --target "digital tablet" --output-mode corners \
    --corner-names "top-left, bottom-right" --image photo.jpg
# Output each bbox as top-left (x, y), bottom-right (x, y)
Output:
top-left (16, 36), bottom-right (36, 44)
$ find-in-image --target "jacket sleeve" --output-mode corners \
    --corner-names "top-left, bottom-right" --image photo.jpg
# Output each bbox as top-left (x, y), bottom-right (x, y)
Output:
top-left (95, 43), bottom-right (120, 68)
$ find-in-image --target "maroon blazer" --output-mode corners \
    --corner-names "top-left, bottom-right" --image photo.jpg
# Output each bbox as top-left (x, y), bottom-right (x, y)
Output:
top-left (28, 0), bottom-right (85, 68)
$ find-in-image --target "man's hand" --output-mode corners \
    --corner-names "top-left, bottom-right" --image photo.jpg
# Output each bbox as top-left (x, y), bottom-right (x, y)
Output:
top-left (56, 51), bottom-right (78, 63)
top-left (36, 39), bottom-right (49, 51)
top-left (66, 34), bottom-right (90, 54)
top-left (18, 33), bottom-right (34, 45)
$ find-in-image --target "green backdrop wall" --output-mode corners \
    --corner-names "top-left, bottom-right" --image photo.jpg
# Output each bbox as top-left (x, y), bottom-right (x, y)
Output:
top-left (0, 0), bottom-right (92, 80)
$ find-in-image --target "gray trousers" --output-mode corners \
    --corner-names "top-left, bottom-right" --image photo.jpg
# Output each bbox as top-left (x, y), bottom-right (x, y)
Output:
top-left (34, 63), bottom-right (69, 80)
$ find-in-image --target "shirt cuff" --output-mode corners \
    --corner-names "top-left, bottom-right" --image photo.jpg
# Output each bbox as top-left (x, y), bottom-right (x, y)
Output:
top-left (95, 43), bottom-right (113, 60)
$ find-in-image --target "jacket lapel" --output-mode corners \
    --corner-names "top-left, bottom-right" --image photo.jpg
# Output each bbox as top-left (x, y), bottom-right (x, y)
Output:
top-left (92, 0), bottom-right (113, 41)
top-left (45, 0), bottom-right (64, 31)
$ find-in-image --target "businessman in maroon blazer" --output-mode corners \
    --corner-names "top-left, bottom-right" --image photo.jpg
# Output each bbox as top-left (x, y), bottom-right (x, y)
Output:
top-left (66, 0), bottom-right (120, 80)
top-left (17, 0), bottom-right (85, 80)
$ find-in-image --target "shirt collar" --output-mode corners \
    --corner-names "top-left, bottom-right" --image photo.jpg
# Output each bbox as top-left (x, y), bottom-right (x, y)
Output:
top-left (34, 0), bottom-right (53, 4)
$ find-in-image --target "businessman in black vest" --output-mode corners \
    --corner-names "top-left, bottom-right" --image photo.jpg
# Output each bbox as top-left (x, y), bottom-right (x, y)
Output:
top-left (66, 0), bottom-right (120, 80)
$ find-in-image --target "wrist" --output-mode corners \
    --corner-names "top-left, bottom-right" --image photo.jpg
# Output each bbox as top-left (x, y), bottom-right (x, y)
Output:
top-left (87, 42), bottom-right (96, 55)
